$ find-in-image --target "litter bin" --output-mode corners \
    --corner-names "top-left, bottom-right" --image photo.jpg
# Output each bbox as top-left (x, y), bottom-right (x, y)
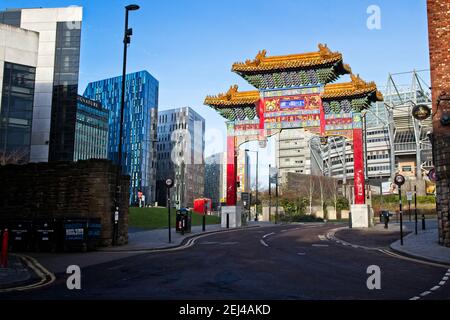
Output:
top-left (34, 218), bottom-right (58, 252)
top-left (176, 208), bottom-right (192, 235)
top-left (87, 218), bottom-right (102, 251)
top-left (62, 219), bottom-right (88, 252)
top-left (9, 220), bottom-right (33, 252)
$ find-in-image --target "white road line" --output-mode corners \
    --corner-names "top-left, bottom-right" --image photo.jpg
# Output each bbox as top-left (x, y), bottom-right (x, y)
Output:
top-left (260, 239), bottom-right (269, 247)
top-left (439, 281), bottom-right (446, 286)
top-left (409, 296), bottom-right (421, 300)
top-left (312, 244), bottom-right (329, 247)
top-left (281, 229), bottom-right (288, 232)
top-left (420, 291), bottom-right (431, 297)
top-left (430, 286), bottom-right (441, 291)
top-left (442, 276), bottom-right (449, 281)
top-left (263, 232), bottom-right (275, 239)
top-left (297, 252), bottom-right (306, 255)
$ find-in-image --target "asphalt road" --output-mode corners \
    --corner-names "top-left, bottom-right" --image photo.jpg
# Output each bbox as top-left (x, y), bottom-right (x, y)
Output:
top-left (2, 223), bottom-right (450, 300)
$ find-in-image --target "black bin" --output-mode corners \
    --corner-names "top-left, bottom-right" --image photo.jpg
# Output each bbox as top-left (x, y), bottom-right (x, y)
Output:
top-left (87, 218), bottom-right (102, 251)
top-left (9, 220), bottom-right (33, 252)
top-left (62, 219), bottom-right (88, 252)
top-left (176, 208), bottom-right (191, 234)
top-left (34, 219), bottom-right (58, 252)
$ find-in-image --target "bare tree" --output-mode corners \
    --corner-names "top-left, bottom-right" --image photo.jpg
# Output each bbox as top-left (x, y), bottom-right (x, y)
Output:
top-left (0, 148), bottom-right (29, 165)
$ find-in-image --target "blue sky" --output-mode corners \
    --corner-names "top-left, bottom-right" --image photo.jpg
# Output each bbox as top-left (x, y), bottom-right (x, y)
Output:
top-left (2, 0), bottom-right (430, 184)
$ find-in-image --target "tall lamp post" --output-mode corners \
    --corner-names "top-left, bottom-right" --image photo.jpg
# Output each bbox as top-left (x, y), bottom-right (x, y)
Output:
top-left (114, 4), bottom-right (140, 246)
top-left (245, 149), bottom-right (259, 221)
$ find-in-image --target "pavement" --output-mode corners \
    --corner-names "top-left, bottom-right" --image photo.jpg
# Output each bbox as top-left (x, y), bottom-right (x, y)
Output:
top-left (2, 222), bottom-right (449, 300)
top-left (0, 254), bottom-right (39, 289)
top-left (334, 219), bottom-right (450, 265)
top-left (391, 221), bottom-right (450, 265)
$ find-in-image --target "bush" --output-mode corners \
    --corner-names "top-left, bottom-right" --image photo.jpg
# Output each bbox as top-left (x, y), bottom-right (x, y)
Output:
top-left (336, 197), bottom-right (350, 211)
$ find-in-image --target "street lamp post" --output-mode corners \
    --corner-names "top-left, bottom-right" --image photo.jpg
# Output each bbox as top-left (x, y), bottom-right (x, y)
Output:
top-left (114, 4), bottom-right (140, 246)
top-left (245, 149), bottom-right (259, 221)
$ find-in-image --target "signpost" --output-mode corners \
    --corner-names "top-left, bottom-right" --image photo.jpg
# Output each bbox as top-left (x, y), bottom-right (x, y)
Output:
top-left (406, 191), bottom-right (413, 221)
top-left (394, 174), bottom-right (406, 245)
top-left (414, 185), bottom-right (418, 235)
top-left (165, 178), bottom-right (175, 243)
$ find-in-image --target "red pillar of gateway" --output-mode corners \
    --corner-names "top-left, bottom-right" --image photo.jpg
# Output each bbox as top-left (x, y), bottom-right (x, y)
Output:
top-left (226, 135), bottom-right (237, 206)
top-left (352, 128), bottom-right (366, 204)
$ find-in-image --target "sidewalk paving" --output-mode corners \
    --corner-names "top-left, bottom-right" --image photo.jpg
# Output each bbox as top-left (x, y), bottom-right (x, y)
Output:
top-left (391, 226), bottom-right (450, 265)
top-left (0, 254), bottom-right (38, 289)
top-left (335, 219), bottom-right (450, 265)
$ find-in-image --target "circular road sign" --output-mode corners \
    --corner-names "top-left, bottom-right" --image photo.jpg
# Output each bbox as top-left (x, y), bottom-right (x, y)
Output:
top-left (165, 178), bottom-right (174, 188)
top-left (412, 104), bottom-right (431, 121)
top-left (428, 168), bottom-right (436, 182)
top-left (394, 174), bottom-right (406, 187)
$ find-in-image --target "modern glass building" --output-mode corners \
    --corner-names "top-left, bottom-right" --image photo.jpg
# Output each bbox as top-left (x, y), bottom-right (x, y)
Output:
top-left (0, 23), bottom-right (39, 164)
top-left (83, 71), bottom-right (159, 204)
top-left (73, 95), bottom-right (109, 161)
top-left (0, 62), bottom-right (36, 164)
top-left (0, 7), bottom-right (83, 163)
top-left (156, 107), bottom-right (205, 207)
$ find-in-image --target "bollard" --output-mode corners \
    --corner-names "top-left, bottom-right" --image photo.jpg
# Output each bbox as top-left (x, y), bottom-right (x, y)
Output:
top-left (226, 213), bottom-right (229, 229)
top-left (1, 228), bottom-right (9, 268)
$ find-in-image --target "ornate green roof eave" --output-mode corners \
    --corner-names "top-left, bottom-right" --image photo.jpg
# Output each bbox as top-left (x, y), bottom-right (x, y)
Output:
top-left (241, 66), bottom-right (344, 90)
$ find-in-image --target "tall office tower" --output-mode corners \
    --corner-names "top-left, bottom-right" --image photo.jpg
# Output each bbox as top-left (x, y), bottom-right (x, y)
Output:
top-left (156, 107), bottom-right (205, 207)
top-left (0, 7), bottom-right (83, 162)
top-left (204, 152), bottom-right (227, 209)
top-left (84, 71), bottom-right (159, 204)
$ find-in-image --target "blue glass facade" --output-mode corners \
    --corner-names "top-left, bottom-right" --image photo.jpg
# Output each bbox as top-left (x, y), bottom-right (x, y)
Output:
top-left (74, 95), bottom-right (109, 161)
top-left (83, 71), bottom-right (159, 204)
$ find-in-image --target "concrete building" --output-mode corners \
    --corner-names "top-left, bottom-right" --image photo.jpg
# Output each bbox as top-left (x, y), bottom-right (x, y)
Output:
top-left (84, 71), bottom-right (159, 204)
top-left (238, 149), bottom-right (251, 199)
top-left (156, 107), bottom-right (205, 208)
top-left (0, 23), bottom-right (39, 164)
top-left (204, 152), bottom-right (227, 209)
top-left (0, 7), bottom-right (83, 162)
top-left (73, 95), bottom-right (109, 161)
top-left (275, 128), bottom-right (323, 186)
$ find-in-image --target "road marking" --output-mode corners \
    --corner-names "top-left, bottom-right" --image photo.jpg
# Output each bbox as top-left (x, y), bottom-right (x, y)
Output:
top-left (281, 229), bottom-right (288, 232)
top-left (443, 276), bottom-right (449, 281)
top-left (318, 235), bottom-right (327, 241)
top-left (0, 254), bottom-right (55, 293)
top-left (420, 291), bottom-right (431, 297)
top-left (379, 249), bottom-right (450, 269)
top-left (312, 244), bottom-right (329, 247)
top-left (430, 286), bottom-right (441, 291)
top-left (409, 296), bottom-right (420, 300)
top-left (221, 242), bottom-right (238, 245)
top-left (297, 252), bottom-right (306, 256)
top-left (260, 239), bottom-right (269, 247)
top-left (263, 232), bottom-right (275, 239)
top-left (439, 281), bottom-right (446, 286)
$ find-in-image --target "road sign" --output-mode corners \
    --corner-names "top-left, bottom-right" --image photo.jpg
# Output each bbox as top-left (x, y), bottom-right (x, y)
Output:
top-left (381, 182), bottom-right (392, 195)
top-left (165, 178), bottom-right (174, 188)
top-left (406, 191), bottom-right (413, 201)
top-left (394, 174), bottom-right (406, 187)
top-left (428, 168), bottom-right (436, 181)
